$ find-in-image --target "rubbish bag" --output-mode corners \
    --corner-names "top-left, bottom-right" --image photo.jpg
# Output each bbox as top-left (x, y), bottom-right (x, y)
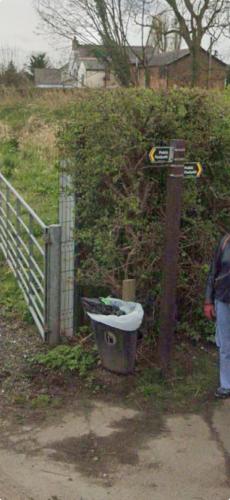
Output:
top-left (82, 297), bottom-right (125, 316)
top-left (85, 297), bottom-right (144, 332)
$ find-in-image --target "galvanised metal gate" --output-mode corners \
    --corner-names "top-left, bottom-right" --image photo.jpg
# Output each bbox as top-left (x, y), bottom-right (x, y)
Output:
top-left (0, 172), bottom-right (61, 345)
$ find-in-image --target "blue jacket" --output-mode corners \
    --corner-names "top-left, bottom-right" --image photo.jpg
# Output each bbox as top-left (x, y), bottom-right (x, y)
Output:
top-left (205, 234), bottom-right (230, 304)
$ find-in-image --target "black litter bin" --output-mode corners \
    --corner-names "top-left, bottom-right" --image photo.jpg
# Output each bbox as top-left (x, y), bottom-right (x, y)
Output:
top-left (82, 297), bottom-right (143, 375)
top-left (92, 321), bottom-right (137, 375)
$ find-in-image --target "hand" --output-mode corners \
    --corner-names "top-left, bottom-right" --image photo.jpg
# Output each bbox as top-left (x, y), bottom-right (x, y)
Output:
top-left (204, 303), bottom-right (216, 321)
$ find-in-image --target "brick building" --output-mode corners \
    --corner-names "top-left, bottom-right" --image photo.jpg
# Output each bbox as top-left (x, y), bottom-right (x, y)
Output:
top-left (35, 42), bottom-right (227, 90)
top-left (139, 48), bottom-right (227, 89)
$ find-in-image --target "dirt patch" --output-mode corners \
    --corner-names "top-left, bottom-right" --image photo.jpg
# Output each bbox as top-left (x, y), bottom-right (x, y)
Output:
top-left (49, 432), bottom-right (139, 477)
top-left (0, 318), bottom-right (42, 419)
top-left (0, 312), bottom-right (219, 435)
top-left (47, 410), bottom-right (163, 479)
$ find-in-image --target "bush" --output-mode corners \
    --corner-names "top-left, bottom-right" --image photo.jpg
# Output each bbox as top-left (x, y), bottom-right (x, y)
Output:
top-left (58, 88), bottom-right (230, 339)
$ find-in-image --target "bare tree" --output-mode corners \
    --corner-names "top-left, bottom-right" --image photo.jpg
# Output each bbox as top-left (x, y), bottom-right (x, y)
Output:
top-left (132, 0), bottom-right (229, 85)
top-left (35, 0), bottom-right (167, 86)
top-left (36, 0), bottom-right (134, 85)
top-left (0, 46), bottom-right (21, 72)
top-left (35, 0), bottom-right (229, 87)
top-left (162, 0), bottom-right (230, 85)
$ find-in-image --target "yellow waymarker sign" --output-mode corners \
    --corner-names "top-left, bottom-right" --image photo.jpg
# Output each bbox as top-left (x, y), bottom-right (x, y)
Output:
top-left (196, 162), bottom-right (203, 177)
top-left (149, 147), bottom-right (156, 163)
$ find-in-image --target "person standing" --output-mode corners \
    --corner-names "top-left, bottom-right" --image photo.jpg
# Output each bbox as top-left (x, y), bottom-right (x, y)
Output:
top-left (204, 234), bottom-right (230, 398)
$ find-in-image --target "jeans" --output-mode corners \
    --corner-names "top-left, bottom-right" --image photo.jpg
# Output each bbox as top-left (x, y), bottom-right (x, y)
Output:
top-left (215, 299), bottom-right (230, 389)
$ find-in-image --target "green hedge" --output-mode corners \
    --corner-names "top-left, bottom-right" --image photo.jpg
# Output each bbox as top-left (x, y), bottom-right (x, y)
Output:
top-left (58, 88), bottom-right (230, 340)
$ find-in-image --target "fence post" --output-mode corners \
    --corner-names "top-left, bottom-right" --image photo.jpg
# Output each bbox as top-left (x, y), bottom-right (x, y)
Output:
top-left (59, 171), bottom-right (75, 338)
top-left (45, 224), bottom-right (62, 346)
top-left (122, 279), bottom-right (136, 301)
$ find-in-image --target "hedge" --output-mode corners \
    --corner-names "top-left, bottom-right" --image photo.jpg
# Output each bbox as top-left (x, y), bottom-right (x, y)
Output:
top-left (58, 88), bottom-right (230, 340)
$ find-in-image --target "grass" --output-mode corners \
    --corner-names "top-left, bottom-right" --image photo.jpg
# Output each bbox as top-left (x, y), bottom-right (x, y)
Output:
top-left (0, 89), bottom-right (77, 320)
top-left (0, 88), bottom-right (91, 219)
top-left (0, 252), bottom-right (29, 320)
top-left (137, 344), bottom-right (218, 411)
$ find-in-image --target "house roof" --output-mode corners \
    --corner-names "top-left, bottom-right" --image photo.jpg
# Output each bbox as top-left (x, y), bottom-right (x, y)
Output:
top-left (148, 47), bottom-right (227, 67)
top-left (149, 49), bottom-right (190, 66)
top-left (81, 59), bottom-right (106, 71)
top-left (73, 44), bottom-right (227, 68)
top-left (129, 46), bottom-right (228, 67)
top-left (35, 68), bottom-right (77, 88)
top-left (75, 45), bottom-right (99, 58)
top-left (72, 45), bottom-right (190, 66)
top-left (74, 44), bottom-right (152, 63)
top-left (35, 68), bottom-right (62, 85)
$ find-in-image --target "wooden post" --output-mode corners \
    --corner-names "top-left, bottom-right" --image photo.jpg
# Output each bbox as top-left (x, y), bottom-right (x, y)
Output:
top-left (158, 139), bottom-right (185, 374)
top-left (122, 279), bottom-right (136, 301)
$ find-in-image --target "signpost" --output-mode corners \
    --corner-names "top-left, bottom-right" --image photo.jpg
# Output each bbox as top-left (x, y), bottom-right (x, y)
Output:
top-left (147, 142), bottom-right (204, 374)
top-left (148, 146), bottom-right (174, 164)
top-left (184, 162), bottom-right (203, 178)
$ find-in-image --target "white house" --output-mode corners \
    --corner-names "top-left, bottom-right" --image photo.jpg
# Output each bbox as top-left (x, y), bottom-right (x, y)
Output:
top-left (35, 38), bottom-right (118, 89)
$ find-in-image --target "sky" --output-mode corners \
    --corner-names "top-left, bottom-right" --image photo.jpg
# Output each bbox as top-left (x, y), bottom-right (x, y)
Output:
top-left (0, 0), bottom-right (70, 67)
top-left (0, 0), bottom-right (229, 68)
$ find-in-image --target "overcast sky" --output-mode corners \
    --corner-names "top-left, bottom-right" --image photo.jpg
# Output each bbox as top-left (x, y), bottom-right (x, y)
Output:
top-left (0, 0), bottom-right (71, 67)
top-left (0, 0), bottom-right (229, 68)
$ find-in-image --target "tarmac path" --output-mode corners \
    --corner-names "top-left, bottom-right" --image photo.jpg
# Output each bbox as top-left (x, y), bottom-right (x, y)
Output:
top-left (0, 399), bottom-right (230, 500)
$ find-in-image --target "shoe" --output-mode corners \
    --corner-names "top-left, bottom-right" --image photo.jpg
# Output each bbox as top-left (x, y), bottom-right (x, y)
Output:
top-left (215, 387), bottom-right (230, 399)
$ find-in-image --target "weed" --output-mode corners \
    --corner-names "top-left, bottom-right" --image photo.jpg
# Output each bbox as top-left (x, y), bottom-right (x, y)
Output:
top-left (31, 394), bottom-right (51, 408)
top-left (0, 255), bottom-right (27, 319)
top-left (31, 345), bottom-right (98, 377)
top-left (137, 348), bottom-right (218, 410)
top-left (13, 394), bottom-right (28, 406)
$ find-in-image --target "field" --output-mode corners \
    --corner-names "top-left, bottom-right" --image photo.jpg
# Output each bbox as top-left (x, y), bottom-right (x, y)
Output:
top-left (0, 89), bottom-right (82, 319)
top-left (0, 90), bottom-right (73, 221)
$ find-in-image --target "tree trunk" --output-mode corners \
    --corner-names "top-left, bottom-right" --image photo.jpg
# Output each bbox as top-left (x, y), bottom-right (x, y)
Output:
top-left (144, 65), bottom-right (151, 88)
top-left (190, 41), bottom-right (201, 87)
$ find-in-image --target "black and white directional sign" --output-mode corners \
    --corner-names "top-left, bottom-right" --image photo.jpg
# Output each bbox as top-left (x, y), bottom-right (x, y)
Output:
top-left (148, 146), bottom-right (174, 164)
top-left (184, 162), bottom-right (203, 178)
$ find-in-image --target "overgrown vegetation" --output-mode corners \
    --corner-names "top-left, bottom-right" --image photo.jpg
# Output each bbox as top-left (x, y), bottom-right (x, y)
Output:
top-left (0, 88), bottom-right (226, 411)
top-left (0, 90), bottom-right (68, 320)
top-left (31, 345), bottom-right (98, 376)
top-left (58, 88), bottom-right (230, 341)
top-left (137, 343), bottom-right (218, 409)
top-left (1, 87), bottom-right (230, 342)
top-left (0, 89), bottom-right (90, 321)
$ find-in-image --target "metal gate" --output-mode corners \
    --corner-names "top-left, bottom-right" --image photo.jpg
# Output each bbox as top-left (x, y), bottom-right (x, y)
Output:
top-left (0, 173), bottom-right (61, 345)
